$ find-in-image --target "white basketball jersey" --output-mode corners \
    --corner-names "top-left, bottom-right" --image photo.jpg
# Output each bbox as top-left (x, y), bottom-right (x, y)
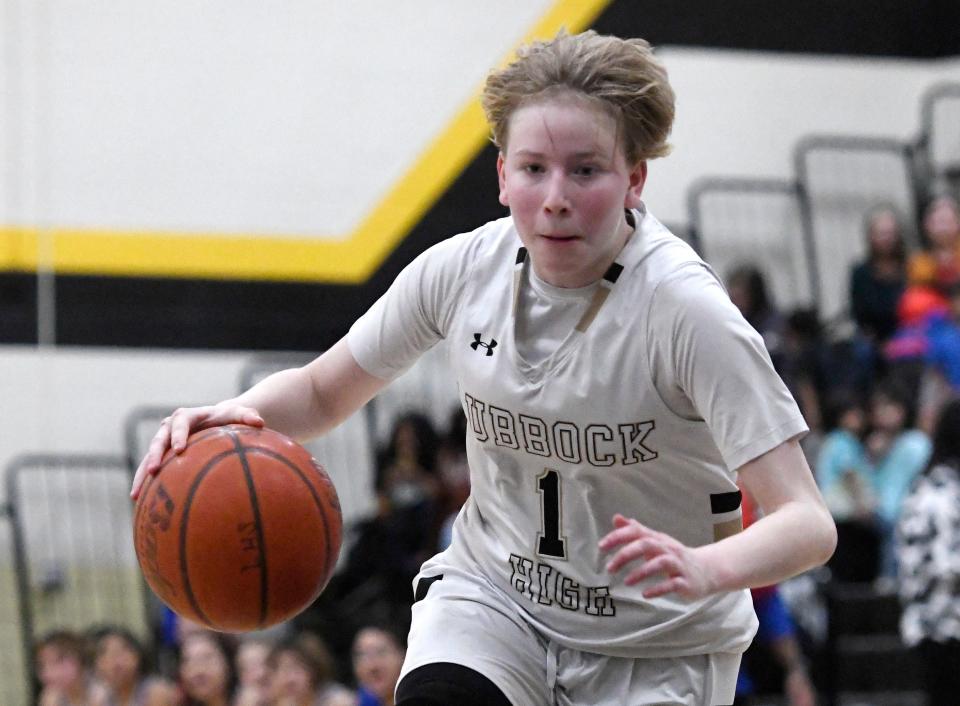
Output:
top-left (348, 207), bottom-right (807, 658)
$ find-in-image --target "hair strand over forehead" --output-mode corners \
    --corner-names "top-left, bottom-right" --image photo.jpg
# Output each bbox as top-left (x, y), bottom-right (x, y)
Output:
top-left (481, 30), bottom-right (675, 164)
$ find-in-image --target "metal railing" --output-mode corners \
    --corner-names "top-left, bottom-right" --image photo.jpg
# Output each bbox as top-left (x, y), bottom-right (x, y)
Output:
top-left (7, 455), bottom-right (150, 702)
top-left (0, 502), bottom-right (28, 706)
top-left (688, 177), bottom-right (818, 311)
top-left (795, 135), bottom-right (919, 323)
top-left (919, 82), bottom-right (960, 193)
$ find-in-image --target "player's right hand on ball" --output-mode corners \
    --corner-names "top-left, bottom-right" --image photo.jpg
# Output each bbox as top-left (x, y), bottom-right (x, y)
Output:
top-left (130, 404), bottom-right (264, 500)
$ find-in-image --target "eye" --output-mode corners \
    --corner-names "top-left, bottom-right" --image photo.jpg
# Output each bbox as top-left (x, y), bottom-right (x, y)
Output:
top-left (574, 165), bottom-right (597, 177)
top-left (522, 163), bottom-right (544, 174)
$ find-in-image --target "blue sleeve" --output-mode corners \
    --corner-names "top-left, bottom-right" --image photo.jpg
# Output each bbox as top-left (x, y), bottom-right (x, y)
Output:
top-left (754, 588), bottom-right (796, 642)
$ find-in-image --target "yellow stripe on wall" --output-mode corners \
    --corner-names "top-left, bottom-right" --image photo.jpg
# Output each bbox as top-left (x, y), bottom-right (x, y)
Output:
top-left (0, 0), bottom-right (611, 283)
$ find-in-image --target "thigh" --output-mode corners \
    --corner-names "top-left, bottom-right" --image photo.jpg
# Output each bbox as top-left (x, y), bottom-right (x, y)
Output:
top-left (400, 567), bottom-right (551, 706)
top-left (556, 650), bottom-right (741, 706)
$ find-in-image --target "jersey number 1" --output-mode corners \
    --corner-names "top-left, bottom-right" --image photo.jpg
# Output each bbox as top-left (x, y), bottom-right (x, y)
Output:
top-left (537, 469), bottom-right (567, 559)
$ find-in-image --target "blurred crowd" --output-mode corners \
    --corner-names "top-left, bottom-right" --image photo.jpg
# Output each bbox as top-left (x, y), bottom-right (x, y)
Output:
top-left (33, 193), bottom-right (960, 706)
top-left (35, 620), bottom-right (406, 706)
top-left (729, 192), bottom-right (960, 705)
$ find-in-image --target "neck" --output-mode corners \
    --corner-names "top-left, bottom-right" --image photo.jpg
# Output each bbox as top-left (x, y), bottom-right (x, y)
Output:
top-left (115, 681), bottom-right (137, 704)
top-left (65, 682), bottom-right (87, 703)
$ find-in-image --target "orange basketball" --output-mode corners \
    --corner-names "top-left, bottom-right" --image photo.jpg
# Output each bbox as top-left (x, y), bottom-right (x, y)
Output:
top-left (133, 424), bottom-right (342, 632)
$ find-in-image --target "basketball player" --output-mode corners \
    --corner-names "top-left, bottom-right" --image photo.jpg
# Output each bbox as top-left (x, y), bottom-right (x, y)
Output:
top-left (132, 31), bottom-right (837, 705)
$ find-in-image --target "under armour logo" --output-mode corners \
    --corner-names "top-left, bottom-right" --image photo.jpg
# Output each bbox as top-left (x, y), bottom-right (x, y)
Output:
top-left (470, 333), bottom-right (497, 356)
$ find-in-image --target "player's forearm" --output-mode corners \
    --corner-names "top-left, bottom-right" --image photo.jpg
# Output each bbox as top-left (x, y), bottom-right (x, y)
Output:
top-left (220, 339), bottom-right (386, 442)
top-left (695, 500), bottom-right (836, 592)
top-left (218, 366), bottom-right (329, 441)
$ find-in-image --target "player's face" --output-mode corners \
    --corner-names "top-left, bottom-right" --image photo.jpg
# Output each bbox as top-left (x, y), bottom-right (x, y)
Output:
top-left (497, 93), bottom-right (646, 288)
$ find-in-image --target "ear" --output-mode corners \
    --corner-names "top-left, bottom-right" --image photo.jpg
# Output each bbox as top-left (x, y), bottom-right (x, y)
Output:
top-left (624, 160), bottom-right (647, 209)
top-left (497, 152), bottom-right (509, 207)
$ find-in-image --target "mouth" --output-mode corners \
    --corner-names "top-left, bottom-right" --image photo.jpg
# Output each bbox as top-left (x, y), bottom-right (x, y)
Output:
top-left (540, 234), bottom-right (579, 242)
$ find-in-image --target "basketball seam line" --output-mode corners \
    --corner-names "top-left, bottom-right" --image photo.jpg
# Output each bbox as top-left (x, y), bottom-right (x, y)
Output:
top-left (229, 430), bottom-right (270, 629)
top-left (244, 447), bottom-right (336, 587)
top-left (179, 447), bottom-right (238, 627)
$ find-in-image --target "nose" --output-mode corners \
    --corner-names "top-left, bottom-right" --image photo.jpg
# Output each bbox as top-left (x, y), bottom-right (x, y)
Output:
top-left (543, 172), bottom-right (571, 215)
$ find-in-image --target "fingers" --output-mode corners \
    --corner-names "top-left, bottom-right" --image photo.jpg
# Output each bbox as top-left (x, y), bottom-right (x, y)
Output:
top-left (597, 514), bottom-right (651, 550)
top-left (604, 537), bottom-right (663, 574)
top-left (641, 576), bottom-right (688, 599)
top-left (129, 405), bottom-right (265, 500)
top-left (131, 417), bottom-right (173, 500)
top-left (622, 553), bottom-right (682, 586)
top-left (599, 514), bottom-right (691, 597)
top-left (168, 405), bottom-right (264, 451)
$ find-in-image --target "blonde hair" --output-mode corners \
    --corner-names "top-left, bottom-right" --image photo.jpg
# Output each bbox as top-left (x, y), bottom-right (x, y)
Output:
top-left (481, 30), bottom-right (675, 164)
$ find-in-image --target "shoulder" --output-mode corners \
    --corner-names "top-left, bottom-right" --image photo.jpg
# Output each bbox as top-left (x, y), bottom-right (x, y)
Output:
top-left (648, 258), bottom-right (738, 335)
top-left (896, 430), bottom-right (933, 455)
top-left (629, 210), bottom-right (725, 303)
top-left (142, 677), bottom-right (178, 706)
top-left (38, 689), bottom-right (61, 706)
top-left (927, 463), bottom-right (960, 490)
top-left (851, 260), bottom-right (871, 280)
top-left (410, 216), bottom-right (518, 288)
top-left (423, 215), bottom-right (516, 263)
top-left (820, 430), bottom-right (865, 457)
top-left (908, 464), bottom-right (960, 513)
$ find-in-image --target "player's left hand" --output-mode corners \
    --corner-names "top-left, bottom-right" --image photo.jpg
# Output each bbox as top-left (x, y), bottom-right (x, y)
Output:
top-left (598, 513), bottom-right (716, 599)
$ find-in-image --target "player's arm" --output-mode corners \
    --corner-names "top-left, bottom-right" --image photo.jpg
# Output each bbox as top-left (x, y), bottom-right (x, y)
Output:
top-left (600, 264), bottom-right (835, 596)
top-left (694, 438), bottom-right (835, 591)
top-left (130, 338), bottom-right (387, 498)
top-left (223, 336), bottom-right (388, 441)
top-left (600, 439), bottom-right (836, 597)
top-left (132, 231), bottom-right (469, 499)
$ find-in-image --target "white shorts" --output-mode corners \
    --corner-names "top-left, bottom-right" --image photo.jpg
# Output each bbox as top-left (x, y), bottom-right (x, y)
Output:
top-left (400, 564), bottom-right (741, 706)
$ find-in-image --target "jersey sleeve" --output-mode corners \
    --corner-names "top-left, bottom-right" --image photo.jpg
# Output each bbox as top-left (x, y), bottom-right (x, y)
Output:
top-left (647, 263), bottom-right (808, 472)
top-left (347, 233), bottom-right (473, 380)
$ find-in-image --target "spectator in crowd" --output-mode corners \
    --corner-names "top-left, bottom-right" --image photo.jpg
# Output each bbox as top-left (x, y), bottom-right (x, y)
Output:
top-left (814, 391), bottom-right (879, 582)
top-left (896, 398), bottom-right (960, 706)
top-left (235, 637), bottom-right (273, 706)
top-left (816, 391), bottom-right (872, 521)
top-left (919, 282), bottom-right (960, 432)
top-left (265, 632), bottom-right (354, 706)
top-left (908, 194), bottom-right (960, 296)
top-left (90, 625), bottom-right (177, 706)
top-left (35, 629), bottom-right (108, 706)
top-left (333, 413), bottom-right (442, 622)
top-left (851, 204), bottom-right (908, 344)
top-left (374, 412), bottom-right (442, 521)
top-left (849, 205), bottom-right (908, 390)
top-left (728, 264), bottom-right (825, 434)
top-left (351, 625), bottom-right (405, 706)
top-left (727, 264), bottom-right (787, 369)
top-left (178, 631), bottom-right (237, 706)
top-left (885, 196), bottom-right (960, 383)
top-left (780, 308), bottom-right (830, 436)
top-left (864, 378), bottom-right (932, 579)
